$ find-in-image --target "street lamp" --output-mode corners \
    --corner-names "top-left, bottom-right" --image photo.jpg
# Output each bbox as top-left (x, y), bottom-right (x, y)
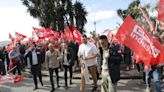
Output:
top-left (94, 21), bottom-right (96, 32)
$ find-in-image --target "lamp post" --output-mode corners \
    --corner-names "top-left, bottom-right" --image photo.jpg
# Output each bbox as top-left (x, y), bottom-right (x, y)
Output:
top-left (94, 21), bottom-right (96, 32)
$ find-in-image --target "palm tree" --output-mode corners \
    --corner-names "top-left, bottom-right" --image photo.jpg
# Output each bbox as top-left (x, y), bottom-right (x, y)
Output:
top-left (74, 1), bottom-right (87, 33)
top-left (117, 0), bottom-right (141, 20)
top-left (21, 0), bottom-right (87, 33)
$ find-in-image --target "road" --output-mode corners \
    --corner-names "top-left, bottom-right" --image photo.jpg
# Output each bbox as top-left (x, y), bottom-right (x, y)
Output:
top-left (1, 70), bottom-right (163, 92)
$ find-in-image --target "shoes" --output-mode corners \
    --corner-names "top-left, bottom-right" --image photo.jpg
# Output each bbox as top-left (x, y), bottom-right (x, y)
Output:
top-left (126, 67), bottom-right (130, 71)
top-left (70, 80), bottom-right (72, 85)
top-left (41, 82), bottom-right (44, 86)
top-left (50, 88), bottom-right (55, 92)
top-left (92, 86), bottom-right (97, 92)
top-left (64, 86), bottom-right (68, 89)
top-left (57, 85), bottom-right (60, 88)
top-left (33, 86), bottom-right (38, 90)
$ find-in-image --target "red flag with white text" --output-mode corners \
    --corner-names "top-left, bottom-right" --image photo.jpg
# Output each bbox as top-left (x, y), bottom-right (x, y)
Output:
top-left (33, 27), bottom-right (47, 39)
top-left (44, 28), bottom-right (60, 38)
top-left (116, 15), bottom-right (162, 68)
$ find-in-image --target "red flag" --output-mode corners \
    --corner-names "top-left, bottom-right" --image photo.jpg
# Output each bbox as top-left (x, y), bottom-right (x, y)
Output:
top-left (158, 0), bottom-right (164, 22)
top-left (105, 30), bottom-right (113, 41)
top-left (31, 31), bottom-right (39, 42)
top-left (60, 32), bottom-right (66, 40)
top-left (65, 26), bottom-right (73, 41)
top-left (9, 33), bottom-right (15, 44)
top-left (15, 32), bottom-right (27, 42)
top-left (0, 75), bottom-right (14, 84)
top-left (116, 15), bottom-right (162, 68)
top-left (28, 37), bottom-right (34, 43)
top-left (159, 46), bottom-right (164, 64)
top-left (160, 24), bottom-right (164, 30)
top-left (13, 75), bottom-right (24, 84)
top-left (72, 26), bottom-right (82, 45)
top-left (52, 31), bottom-right (60, 41)
top-left (139, 7), bottom-right (154, 31)
top-left (28, 31), bottom-right (38, 43)
top-left (44, 28), bottom-right (60, 38)
top-left (0, 75), bottom-right (24, 84)
top-left (6, 44), bottom-right (12, 53)
top-left (33, 27), bottom-right (47, 39)
top-left (9, 33), bottom-right (14, 41)
top-left (111, 35), bottom-right (120, 43)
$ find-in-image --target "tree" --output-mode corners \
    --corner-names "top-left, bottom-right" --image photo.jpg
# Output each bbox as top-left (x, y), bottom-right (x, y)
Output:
top-left (117, 0), bottom-right (163, 42)
top-left (117, 0), bottom-right (156, 33)
top-left (90, 30), bottom-right (96, 39)
top-left (21, 0), bottom-right (87, 33)
top-left (117, 0), bottom-right (141, 20)
top-left (74, 1), bottom-right (87, 33)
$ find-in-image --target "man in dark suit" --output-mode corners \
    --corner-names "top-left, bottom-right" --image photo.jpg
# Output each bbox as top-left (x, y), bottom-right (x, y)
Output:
top-left (25, 42), bottom-right (43, 90)
top-left (61, 42), bottom-right (75, 89)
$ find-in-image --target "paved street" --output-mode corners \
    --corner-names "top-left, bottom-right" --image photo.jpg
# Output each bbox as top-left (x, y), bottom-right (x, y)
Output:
top-left (0, 70), bottom-right (164, 92)
top-left (0, 78), bottom-right (144, 92)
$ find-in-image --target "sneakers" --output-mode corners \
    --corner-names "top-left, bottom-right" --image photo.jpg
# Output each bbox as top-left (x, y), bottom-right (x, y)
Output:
top-left (145, 87), bottom-right (150, 92)
top-left (57, 85), bottom-right (60, 88)
top-left (126, 67), bottom-right (130, 71)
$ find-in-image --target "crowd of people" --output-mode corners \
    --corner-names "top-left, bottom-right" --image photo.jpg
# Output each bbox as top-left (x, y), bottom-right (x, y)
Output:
top-left (0, 34), bottom-right (163, 92)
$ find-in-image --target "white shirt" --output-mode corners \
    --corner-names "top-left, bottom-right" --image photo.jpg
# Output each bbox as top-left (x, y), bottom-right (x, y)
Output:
top-left (102, 49), bottom-right (110, 76)
top-left (32, 50), bottom-right (38, 65)
top-left (63, 49), bottom-right (69, 66)
top-left (78, 42), bottom-right (98, 66)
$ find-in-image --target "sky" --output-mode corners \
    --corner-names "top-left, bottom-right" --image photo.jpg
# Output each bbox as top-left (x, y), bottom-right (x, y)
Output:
top-left (0, 0), bottom-right (158, 41)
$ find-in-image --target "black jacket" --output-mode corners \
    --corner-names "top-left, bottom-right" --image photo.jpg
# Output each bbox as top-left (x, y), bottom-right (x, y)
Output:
top-left (25, 48), bottom-right (44, 66)
top-left (0, 50), bottom-right (5, 62)
top-left (108, 43), bottom-right (122, 83)
top-left (62, 47), bottom-right (75, 66)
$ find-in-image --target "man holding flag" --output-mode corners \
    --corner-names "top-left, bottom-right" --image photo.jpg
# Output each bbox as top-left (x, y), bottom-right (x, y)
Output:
top-left (9, 45), bottom-right (21, 75)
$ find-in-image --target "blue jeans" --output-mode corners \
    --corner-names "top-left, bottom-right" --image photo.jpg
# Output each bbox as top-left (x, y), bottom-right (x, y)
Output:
top-left (145, 68), bottom-right (161, 92)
